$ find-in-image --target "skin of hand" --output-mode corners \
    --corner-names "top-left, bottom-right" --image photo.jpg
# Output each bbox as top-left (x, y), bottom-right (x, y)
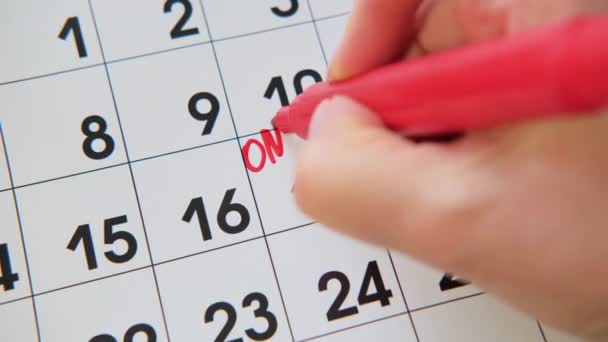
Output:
top-left (293, 0), bottom-right (608, 340)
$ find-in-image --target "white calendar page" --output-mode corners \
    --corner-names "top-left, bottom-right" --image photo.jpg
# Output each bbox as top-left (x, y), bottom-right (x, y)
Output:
top-left (0, 1), bottom-right (586, 341)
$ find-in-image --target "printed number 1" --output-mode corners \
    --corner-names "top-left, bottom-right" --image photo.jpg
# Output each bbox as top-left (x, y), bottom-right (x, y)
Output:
top-left (264, 69), bottom-right (323, 107)
top-left (0, 244), bottom-right (20, 292)
top-left (59, 17), bottom-right (88, 58)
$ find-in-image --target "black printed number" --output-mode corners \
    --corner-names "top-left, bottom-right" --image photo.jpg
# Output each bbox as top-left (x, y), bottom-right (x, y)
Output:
top-left (271, 0), bottom-right (299, 17)
top-left (264, 69), bottom-right (323, 107)
top-left (189, 92), bottom-right (220, 135)
top-left (89, 323), bottom-right (157, 342)
top-left (319, 261), bottom-right (393, 322)
top-left (67, 215), bottom-right (138, 270)
top-left (183, 189), bottom-right (250, 241)
top-left (0, 244), bottom-right (19, 292)
top-left (439, 273), bottom-right (470, 292)
top-left (82, 115), bottom-right (115, 160)
top-left (164, 0), bottom-right (200, 39)
top-left (59, 17), bottom-right (88, 58)
top-left (204, 292), bottom-right (278, 342)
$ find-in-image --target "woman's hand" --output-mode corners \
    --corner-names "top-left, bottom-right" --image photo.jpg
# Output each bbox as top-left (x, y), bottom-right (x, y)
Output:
top-left (294, 0), bottom-right (608, 339)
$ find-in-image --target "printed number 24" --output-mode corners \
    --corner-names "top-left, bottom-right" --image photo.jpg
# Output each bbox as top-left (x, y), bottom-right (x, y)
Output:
top-left (319, 261), bottom-right (393, 322)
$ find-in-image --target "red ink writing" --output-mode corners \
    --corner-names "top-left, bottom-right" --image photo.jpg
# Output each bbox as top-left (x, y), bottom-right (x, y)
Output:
top-left (242, 129), bottom-right (284, 173)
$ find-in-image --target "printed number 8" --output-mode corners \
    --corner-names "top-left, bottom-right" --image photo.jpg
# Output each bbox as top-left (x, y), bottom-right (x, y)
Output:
top-left (82, 115), bottom-right (115, 160)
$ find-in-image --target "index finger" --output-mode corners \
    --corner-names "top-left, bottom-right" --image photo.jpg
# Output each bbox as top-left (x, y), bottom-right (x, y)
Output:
top-left (328, 0), bottom-right (423, 81)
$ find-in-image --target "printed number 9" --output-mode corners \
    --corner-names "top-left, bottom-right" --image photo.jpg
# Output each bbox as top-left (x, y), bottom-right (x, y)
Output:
top-left (189, 92), bottom-right (220, 135)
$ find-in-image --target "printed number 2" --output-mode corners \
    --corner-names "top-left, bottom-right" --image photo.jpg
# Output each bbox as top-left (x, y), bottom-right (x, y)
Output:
top-left (164, 0), bottom-right (200, 39)
top-left (205, 292), bottom-right (278, 342)
top-left (89, 323), bottom-right (156, 342)
top-left (319, 261), bottom-right (393, 322)
top-left (271, 0), bottom-right (299, 17)
top-left (59, 17), bottom-right (87, 58)
top-left (439, 273), bottom-right (470, 292)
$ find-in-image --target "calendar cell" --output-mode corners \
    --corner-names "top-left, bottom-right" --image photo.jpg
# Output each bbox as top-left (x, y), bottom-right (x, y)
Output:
top-left (17, 166), bottom-right (150, 294)
top-left (0, 299), bottom-right (39, 342)
top-left (391, 251), bottom-right (482, 311)
top-left (542, 324), bottom-right (586, 342)
top-left (309, 0), bottom-right (354, 18)
top-left (0, 0), bottom-right (103, 84)
top-left (313, 315), bottom-right (417, 342)
top-left (412, 294), bottom-right (544, 342)
top-left (215, 23), bottom-right (327, 136)
top-left (0, 193), bottom-right (31, 304)
top-left (240, 132), bottom-right (312, 234)
top-left (90, 0), bottom-right (210, 62)
top-left (0, 136), bottom-right (10, 192)
top-left (132, 140), bottom-right (262, 264)
top-left (156, 239), bottom-right (291, 341)
top-left (0, 66), bottom-right (127, 187)
top-left (316, 14), bottom-right (349, 61)
top-left (269, 224), bottom-right (406, 340)
top-left (109, 44), bottom-right (235, 161)
top-left (203, 0), bottom-right (312, 40)
top-left (36, 268), bottom-right (167, 342)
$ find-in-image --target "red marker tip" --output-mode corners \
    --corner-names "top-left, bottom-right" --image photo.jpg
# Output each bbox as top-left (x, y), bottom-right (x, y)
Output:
top-left (272, 106), bottom-right (292, 133)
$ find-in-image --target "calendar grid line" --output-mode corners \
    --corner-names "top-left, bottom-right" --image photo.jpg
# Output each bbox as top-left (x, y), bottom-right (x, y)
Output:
top-left (301, 311), bottom-right (411, 342)
top-left (0, 248), bottom-right (486, 320)
top-left (265, 221), bottom-right (316, 237)
top-left (4, 130), bottom-right (271, 191)
top-left (9, 162), bottom-right (130, 191)
top-left (86, 1), bottom-right (172, 340)
top-left (537, 321), bottom-right (549, 342)
top-left (409, 291), bottom-right (486, 313)
top-left (198, 2), bottom-right (297, 340)
top-left (0, 221), bottom-right (319, 306)
top-left (0, 63), bottom-right (104, 87)
top-left (302, 292), bottom-right (492, 341)
top-left (209, 11), bottom-right (350, 46)
top-left (0, 294), bottom-right (32, 307)
top-left (0, 246), bottom-right (486, 317)
top-left (0, 221), bottom-right (315, 307)
top-left (387, 250), bottom-right (421, 342)
top-left (0, 13), bottom-right (350, 89)
top-left (305, 0), bottom-right (329, 65)
top-left (29, 265), bottom-right (152, 298)
top-left (153, 236), bottom-right (264, 267)
top-left (0, 123), bottom-right (42, 342)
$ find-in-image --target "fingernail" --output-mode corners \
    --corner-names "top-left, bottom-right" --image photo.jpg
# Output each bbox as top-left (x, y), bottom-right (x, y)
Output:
top-left (308, 98), bottom-right (333, 139)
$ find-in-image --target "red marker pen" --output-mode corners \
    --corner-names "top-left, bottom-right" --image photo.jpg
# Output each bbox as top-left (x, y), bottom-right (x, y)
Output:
top-left (272, 15), bottom-right (608, 139)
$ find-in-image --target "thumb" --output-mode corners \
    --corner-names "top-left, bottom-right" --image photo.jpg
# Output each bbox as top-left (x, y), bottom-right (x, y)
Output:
top-left (294, 96), bottom-right (497, 269)
top-left (295, 95), bottom-right (411, 247)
